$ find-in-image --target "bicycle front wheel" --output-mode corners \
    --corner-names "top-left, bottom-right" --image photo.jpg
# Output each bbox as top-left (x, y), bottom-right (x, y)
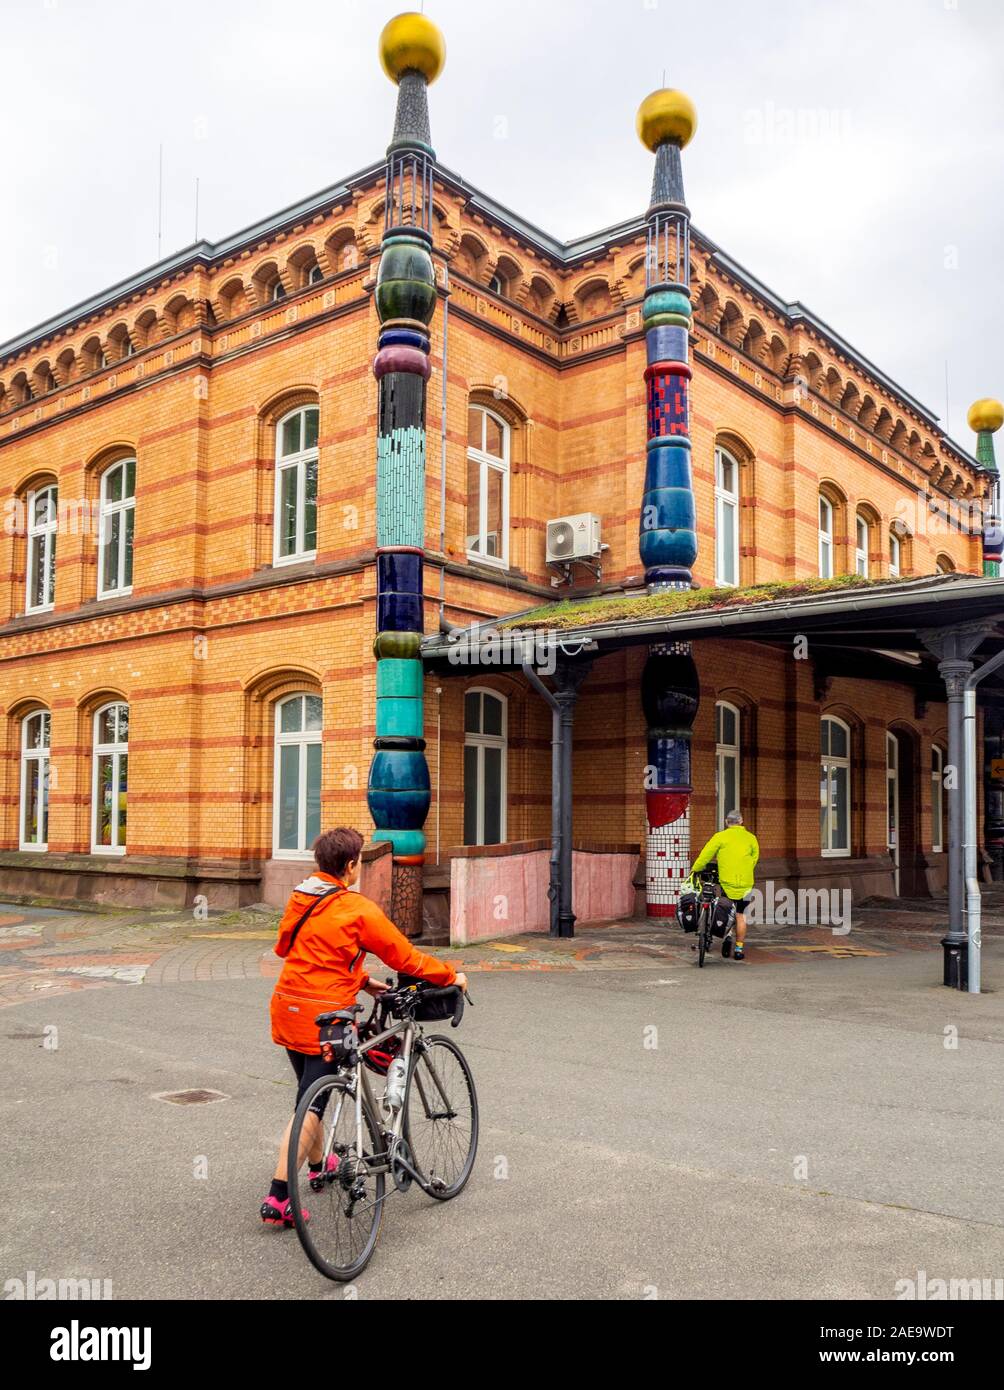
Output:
top-left (287, 1074), bottom-right (385, 1282)
top-left (404, 1035), bottom-right (479, 1200)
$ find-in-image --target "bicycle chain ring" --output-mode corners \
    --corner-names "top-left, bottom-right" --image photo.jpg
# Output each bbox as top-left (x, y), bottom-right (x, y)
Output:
top-left (389, 1137), bottom-right (415, 1194)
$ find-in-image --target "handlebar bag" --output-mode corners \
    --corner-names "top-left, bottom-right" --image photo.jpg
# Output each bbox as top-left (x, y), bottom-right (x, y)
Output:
top-left (397, 974), bottom-right (458, 1020)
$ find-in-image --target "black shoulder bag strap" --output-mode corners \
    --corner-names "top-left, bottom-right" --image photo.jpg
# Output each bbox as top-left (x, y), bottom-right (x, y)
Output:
top-left (286, 885), bottom-right (346, 955)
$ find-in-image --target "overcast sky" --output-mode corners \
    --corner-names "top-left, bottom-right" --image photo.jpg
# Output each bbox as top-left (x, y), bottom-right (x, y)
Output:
top-left (2, 0), bottom-right (1002, 449)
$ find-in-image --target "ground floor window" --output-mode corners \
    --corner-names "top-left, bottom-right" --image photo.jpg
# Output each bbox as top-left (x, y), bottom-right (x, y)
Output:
top-left (93, 702), bottom-right (129, 853)
top-left (274, 693), bottom-right (322, 855)
top-left (463, 689), bottom-right (506, 845)
top-left (20, 710), bottom-right (51, 850)
top-left (715, 701), bottom-right (740, 826)
top-left (931, 745), bottom-right (945, 853)
top-left (820, 715), bottom-right (850, 856)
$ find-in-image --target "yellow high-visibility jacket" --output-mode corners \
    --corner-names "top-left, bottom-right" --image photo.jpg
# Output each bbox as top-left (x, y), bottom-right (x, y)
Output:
top-left (690, 826), bottom-right (760, 900)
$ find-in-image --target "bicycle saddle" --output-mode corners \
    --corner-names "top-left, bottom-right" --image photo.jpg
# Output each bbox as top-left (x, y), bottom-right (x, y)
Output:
top-left (315, 1004), bottom-right (365, 1026)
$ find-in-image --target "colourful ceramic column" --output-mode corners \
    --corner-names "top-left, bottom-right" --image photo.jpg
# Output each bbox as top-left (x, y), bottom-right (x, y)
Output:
top-left (366, 13), bottom-right (445, 935)
top-left (635, 88), bottom-right (701, 919)
top-left (970, 398), bottom-right (1004, 577)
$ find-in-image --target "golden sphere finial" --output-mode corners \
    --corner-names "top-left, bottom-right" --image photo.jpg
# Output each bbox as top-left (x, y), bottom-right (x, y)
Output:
top-left (968, 398), bottom-right (1004, 434)
top-left (379, 12), bottom-right (446, 85)
top-left (636, 88), bottom-right (697, 151)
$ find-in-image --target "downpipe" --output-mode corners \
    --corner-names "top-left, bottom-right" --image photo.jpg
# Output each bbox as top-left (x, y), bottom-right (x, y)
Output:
top-left (962, 687), bottom-right (981, 994)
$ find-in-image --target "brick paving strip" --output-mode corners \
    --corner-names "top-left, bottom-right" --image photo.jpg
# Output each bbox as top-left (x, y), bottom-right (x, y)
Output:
top-left (0, 891), bottom-right (1000, 1008)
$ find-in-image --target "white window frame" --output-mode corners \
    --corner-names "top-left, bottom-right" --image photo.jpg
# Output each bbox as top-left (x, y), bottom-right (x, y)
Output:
top-left (26, 484), bottom-right (58, 614)
top-left (463, 688), bottom-right (507, 846)
top-left (19, 710), bottom-right (51, 852)
top-left (308, 264), bottom-right (324, 285)
top-left (465, 405), bottom-right (510, 569)
top-left (271, 279), bottom-right (286, 302)
top-left (819, 495), bottom-right (834, 578)
top-left (889, 532), bottom-right (901, 578)
top-left (715, 701), bottom-right (741, 827)
top-left (97, 460), bottom-right (136, 599)
top-left (820, 715), bottom-right (851, 858)
top-left (931, 745), bottom-right (944, 854)
top-left (855, 513), bottom-right (869, 577)
top-left (273, 406), bottom-right (320, 566)
top-left (91, 701), bottom-right (129, 855)
top-left (272, 693), bottom-right (323, 859)
top-left (714, 446), bottom-right (740, 587)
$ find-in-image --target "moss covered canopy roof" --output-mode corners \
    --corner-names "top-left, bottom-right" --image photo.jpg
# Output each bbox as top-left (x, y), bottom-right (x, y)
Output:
top-left (498, 574), bottom-right (910, 632)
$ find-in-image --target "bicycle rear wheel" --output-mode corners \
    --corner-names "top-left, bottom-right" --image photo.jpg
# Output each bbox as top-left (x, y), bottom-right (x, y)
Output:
top-left (287, 1074), bottom-right (385, 1282)
top-left (698, 906), bottom-right (709, 967)
top-left (404, 1035), bottom-right (478, 1200)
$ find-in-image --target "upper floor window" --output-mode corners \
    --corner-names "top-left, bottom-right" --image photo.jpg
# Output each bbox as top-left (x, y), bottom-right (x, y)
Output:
top-left (715, 701), bottom-right (740, 827)
top-left (818, 495), bottom-right (834, 578)
top-left (274, 406), bottom-right (319, 565)
top-left (92, 702), bottom-right (129, 854)
top-left (308, 264), bottom-right (324, 285)
top-left (820, 716), bottom-right (851, 857)
top-left (889, 532), bottom-right (901, 578)
top-left (855, 513), bottom-right (869, 577)
top-left (271, 281), bottom-right (286, 302)
top-left (466, 405), bottom-right (509, 567)
top-left (27, 484), bottom-right (58, 613)
top-left (98, 460), bottom-right (135, 598)
top-left (20, 710), bottom-right (51, 851)
top-left (936, 554), bottom-right (955, 574)
top-left (714, 446), bottom-right (740, 587)
top-left (273, 693), bottom-right (323, 856)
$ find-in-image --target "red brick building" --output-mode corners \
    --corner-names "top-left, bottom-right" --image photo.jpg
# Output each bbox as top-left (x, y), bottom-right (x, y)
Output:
top-left (0, 82), bottom-right (994, 926)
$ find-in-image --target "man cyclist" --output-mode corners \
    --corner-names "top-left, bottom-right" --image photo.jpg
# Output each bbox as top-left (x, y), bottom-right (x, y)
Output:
top-left (688, 810), bottom-right (759, 961)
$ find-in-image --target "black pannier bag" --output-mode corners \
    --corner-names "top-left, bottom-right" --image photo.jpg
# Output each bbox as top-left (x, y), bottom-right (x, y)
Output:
top-left (711, 896), bottom-right (735, 939)
top-left (397, 974), bottom-right (456, 1020)
top-left (677, 890), bottom-right (699, 933)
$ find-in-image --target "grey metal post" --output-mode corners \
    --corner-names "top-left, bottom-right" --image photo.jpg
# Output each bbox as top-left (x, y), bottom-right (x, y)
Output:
top-left (940, 658), bottom-right (972, 943)
top-left (522, 663), bottom-right (561, 935)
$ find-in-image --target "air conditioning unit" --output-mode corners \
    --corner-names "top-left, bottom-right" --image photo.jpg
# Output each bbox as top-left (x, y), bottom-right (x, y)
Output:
top-left (546, 513), bottom-right (602, 564)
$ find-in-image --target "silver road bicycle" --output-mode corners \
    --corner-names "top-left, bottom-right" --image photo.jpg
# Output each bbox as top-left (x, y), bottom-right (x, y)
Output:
top-left (286, 979), bottom-right (478, 1282)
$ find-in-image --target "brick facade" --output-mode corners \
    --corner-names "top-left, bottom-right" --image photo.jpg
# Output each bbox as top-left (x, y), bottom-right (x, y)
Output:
top-left (0, 166), bottom-right (987, 910)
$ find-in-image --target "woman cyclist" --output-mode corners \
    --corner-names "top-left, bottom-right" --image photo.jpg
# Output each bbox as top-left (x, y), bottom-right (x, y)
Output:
top-left (262, 826), bottom-right (467, 1227)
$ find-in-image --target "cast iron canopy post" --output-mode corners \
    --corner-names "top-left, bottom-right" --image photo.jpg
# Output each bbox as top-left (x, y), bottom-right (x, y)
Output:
top-left (522, 658), bottom-right (592, 938)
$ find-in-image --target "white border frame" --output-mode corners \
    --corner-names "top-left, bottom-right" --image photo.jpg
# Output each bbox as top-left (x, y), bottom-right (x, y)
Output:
top-left (19, 709), bottom-right (51, 852)
top-left (820, 714), bottom-right (851, 858)
top-left (26, 485), bottom-right (58, 615)
top-left (463, 687), bottom-right (508, 845)
top-left (818, 494), bottom-right (834, 579)
top-left (714, 447), bottom-right (740, 588)
top-left (465, 405), bottom-right (510, 570)
top-left (273, 406), bottom-right (320, 568)
top-left (715, 700), bottom-right (741, 827)
top-left (91, 701), bottom-right (128, 855)
top-left (855, 513), bottom-right (869, 578)
top-left (97, 460), bottom-right (136, 600)
top-left (271, 692), bottom-right (323, 859)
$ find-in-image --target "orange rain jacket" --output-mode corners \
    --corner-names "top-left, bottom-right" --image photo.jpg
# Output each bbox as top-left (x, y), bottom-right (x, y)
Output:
top-left (270, 871), bottom-right (457, 1055)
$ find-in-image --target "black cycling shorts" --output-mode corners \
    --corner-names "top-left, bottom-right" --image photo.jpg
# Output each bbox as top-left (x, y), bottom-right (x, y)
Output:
top-left (286, 1040), bottom-right (346, 1117)
top-left (726, 895), bottom-right (751, 913)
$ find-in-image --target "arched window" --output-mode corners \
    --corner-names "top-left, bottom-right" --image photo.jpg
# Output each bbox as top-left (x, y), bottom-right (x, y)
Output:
top-left (715, 701), bottom-right (740, 826)
top-left (466, 405), bottom-right (510, 567)
top-left (931, 745), bottom-right (945, 854)
top-left (98, 459), bottom-right (136, 598)
top-left (92, 702), bottom-right (129, 854)
top-left (820, 716), bottom-right (851, 856)
top-left (855, 512), bottom-right (869, 577)
top-left (273, 693), bottom-right (323, 856)
top-left (463, 689), bottom-right (506, 845)
top-left (271, 280), bottom-right (286, 303)
top-left (936, 554), bottom-right (955, 574)
top-left (274, 406), bottom-right (319, 564)
top-left (20, 710), bottom-right (50, 851)
top-left (26, 484), bottom-right (58, 613)
top-left (889, 531), bottom-right (901, 578)
top-left (818, 495), bottom-right (834, 578)
top-left (308, 264), bottom-right (324, 285)
top-left (714, 446), bottom-right (740, 587)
